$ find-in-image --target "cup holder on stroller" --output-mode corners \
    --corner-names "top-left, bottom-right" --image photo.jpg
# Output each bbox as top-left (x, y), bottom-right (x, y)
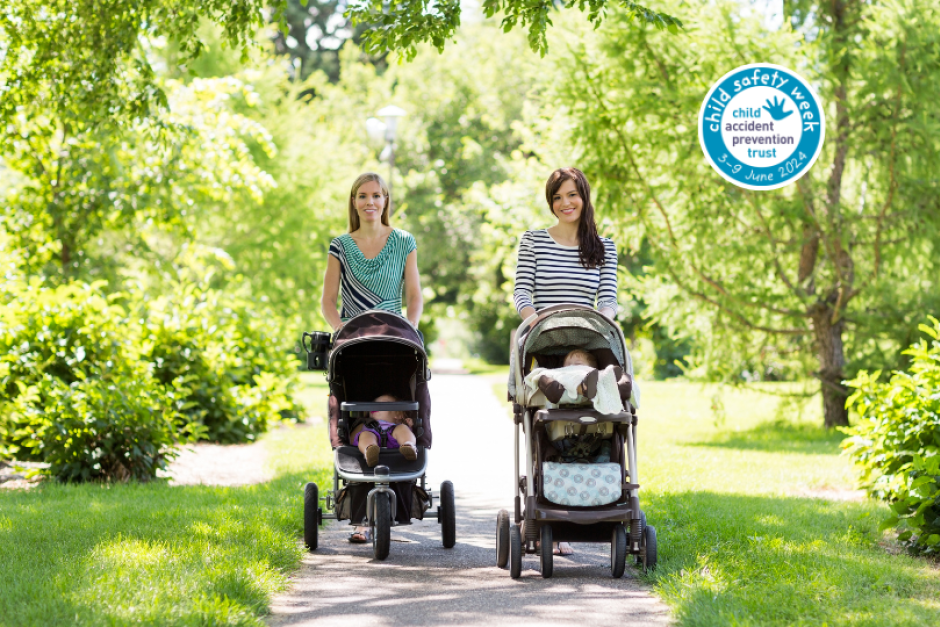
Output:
top-left (302, 331), bottom-right (332, 370)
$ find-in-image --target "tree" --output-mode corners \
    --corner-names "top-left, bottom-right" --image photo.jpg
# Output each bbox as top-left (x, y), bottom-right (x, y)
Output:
top-left (549, 0), bottom-right (940, 427)
top-left (270, 0), bottom-right (385, 83)
top-left (347, 0), bottom-right (682, 59)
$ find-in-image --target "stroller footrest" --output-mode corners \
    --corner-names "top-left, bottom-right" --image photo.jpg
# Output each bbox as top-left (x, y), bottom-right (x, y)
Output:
top-left (335, 446), bottom-right (426, 476)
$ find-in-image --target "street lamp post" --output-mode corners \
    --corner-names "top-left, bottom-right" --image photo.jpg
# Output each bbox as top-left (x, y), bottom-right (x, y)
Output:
top-left (376, 105), bottom-right (406, 210)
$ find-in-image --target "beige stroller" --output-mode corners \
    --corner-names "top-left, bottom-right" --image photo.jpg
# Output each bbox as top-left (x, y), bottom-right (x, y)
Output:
top-left (497, 304), bottom-right (657, 578)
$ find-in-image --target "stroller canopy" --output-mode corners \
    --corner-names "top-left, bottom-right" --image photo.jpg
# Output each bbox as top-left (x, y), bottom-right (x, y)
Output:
top-left (510, 305), bottom-right (637, 406)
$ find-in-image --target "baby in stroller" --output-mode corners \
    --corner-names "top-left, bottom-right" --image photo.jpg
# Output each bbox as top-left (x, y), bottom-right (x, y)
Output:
top-left (350, 394), bottom-right (419, 467)
top-left (498, 305), bottom-right (657, 578)
top-left (524, 348), bottom-right (633, 415)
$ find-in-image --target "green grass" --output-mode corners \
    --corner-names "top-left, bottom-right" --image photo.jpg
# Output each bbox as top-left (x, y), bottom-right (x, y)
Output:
top-left (485, 372), bottom-right (940, 624)
top-left (637, 381), bottom-right (940, 626)
top-left (3, 375), bottom-right (938, 626)
top-left (0, 405), bottom-right (332, 626)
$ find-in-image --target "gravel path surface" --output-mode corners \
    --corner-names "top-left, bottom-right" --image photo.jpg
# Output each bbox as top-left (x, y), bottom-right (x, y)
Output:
top-left (160, 441), bottom-right (272, 487)
top-left (268, 374), bottom-right (672, 627)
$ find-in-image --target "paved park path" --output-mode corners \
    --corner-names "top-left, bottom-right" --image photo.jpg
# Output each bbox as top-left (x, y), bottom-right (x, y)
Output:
top-left (268, 374), bottom-right (672, 627)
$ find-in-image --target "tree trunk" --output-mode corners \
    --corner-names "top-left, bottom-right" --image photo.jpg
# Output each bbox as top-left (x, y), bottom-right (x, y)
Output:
top-left (811, 311), bottom-right (849, 428)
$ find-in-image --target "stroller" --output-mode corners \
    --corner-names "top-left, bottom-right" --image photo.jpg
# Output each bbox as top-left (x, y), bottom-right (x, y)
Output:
top-left (301, 310), bottom-right (456, 560)
top-left (498, 304), bottom-right (657, 578)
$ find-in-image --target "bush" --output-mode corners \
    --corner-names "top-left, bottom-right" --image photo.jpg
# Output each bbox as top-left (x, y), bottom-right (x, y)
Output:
top-left (0, 280), bottom-right (185, 480)
top-left (143, 282), bottom-right (300, 443)
top-left (842, 317), bottom-right (940, 554)
top-left (3, 374), bottom-right (182, 482)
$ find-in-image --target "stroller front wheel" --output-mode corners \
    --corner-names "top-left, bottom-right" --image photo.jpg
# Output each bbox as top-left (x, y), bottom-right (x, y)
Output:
top-left (509, 523), bottom-right (523, 579)
top-left (303, 483), bottom-right (319, 551)
top-left (496, 509), bottom-right (510, 568)
top-left (611, 523), bottom-right (627, 578)
top-left (373, 493), bottom-right (391, 560)
top-left (440, 480), bottom-right (456, 549)
top-left (539, 524), bottom-right (553, 579)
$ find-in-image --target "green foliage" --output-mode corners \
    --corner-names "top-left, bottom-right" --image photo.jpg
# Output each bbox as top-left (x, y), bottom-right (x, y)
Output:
top-left (534, 0), bottom-right (940, 424)
top-left (14, 375), bottom-right (182, 483)
top-left (0, 0), bottom-right (268, 144)
top-left (143, 277), bottom-right (301, 443)
top-left (1, 77), bottom-right (276, 280)
top-left (346, 0), bottom-right (681, 59)
top-left (0, 279), bottom-right (183, 480)
top-left (843, 317), bottom-right (940, 555)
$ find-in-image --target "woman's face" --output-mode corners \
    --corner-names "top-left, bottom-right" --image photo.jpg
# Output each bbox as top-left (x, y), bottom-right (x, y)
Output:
top-left (354, 180), bottom-right (386, 224)
top-left (551, 179), bottom-right (583, 226)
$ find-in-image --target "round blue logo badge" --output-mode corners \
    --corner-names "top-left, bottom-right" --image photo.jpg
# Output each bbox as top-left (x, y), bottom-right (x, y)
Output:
top-left (699, 64), bottom-right (824, 190)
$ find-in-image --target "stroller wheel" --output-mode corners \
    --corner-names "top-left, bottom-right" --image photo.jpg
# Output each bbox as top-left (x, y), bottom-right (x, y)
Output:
top-left (643, 524), bottom-right (658, 573)
top-left (373, 492), bottom-right (391, 561)
top-left (303, 483), bottom-right (319, 551)
top-left (635, 511), bottom-right (647, 565)
top-left (440, 481), bottom-right (456, 549)
top-left (539, 524), bottom-right (553, 579)
top-left (509, 523), bottom-right (523, 579)
top-left (611, 523), bottom-right (627, 578)
top-left (496, 509), bottom-right (510, 568)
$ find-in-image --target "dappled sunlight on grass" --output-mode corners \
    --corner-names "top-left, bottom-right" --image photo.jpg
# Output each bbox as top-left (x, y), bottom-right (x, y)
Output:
top-left (0, 419), bottom-right (333, 626)
top-left (631, 381), bottom-right (940, 626)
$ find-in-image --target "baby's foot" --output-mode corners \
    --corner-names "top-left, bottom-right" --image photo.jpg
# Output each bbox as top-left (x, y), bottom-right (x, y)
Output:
top-left (364, 444), bottom-right (379, 467)
top-left (612, 366), bottom-right (632, 400)
top-left (400, 442), bottom-right (417, 461)
top-left (580, 369), bottom-right (599, 399)
top-left (538, 374), bottom-right (566, 403)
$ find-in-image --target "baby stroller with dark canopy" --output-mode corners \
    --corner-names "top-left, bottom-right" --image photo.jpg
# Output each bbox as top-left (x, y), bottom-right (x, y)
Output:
top-left (497, 304), bottom-right (657, 578)
top-left (301, 309), bottom-right (455, 560)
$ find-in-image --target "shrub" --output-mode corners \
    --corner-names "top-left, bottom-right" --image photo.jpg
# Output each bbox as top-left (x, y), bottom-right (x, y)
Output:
top-left (0, 280), bottom-right (185, 480)
top-left (843, 316), bottom-right (940, 554)
top-left (142, 282), bottom-right (300, 443)
top-left (3, 374), bottom-right (182, 482)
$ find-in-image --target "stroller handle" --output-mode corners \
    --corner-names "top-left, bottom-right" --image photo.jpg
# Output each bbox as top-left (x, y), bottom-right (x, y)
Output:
top-left (340, 401), bottom-right (419, 412)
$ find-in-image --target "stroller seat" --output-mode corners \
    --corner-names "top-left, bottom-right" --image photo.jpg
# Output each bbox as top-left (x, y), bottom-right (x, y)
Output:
top-left (335, 445), bottom-right (428, 480)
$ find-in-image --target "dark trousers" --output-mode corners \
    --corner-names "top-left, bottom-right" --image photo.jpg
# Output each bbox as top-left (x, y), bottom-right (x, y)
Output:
top-left (347, 481), bottom-right (415, 525)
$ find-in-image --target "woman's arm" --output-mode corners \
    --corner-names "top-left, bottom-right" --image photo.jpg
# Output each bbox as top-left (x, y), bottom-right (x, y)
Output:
top-left (320, 254), bottom-right (344, 332)
top-left (514, 232), bottom-right (537, 319)
top-left (596, 238), bottom-right (620, 320)
top-left (403, 249), bottom-right (423, 327)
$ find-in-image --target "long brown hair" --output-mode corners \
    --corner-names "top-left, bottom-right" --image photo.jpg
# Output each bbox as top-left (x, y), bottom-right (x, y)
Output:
top-left (348, 173), bottom-right (391, 232)
top-left (545, 167), bottom-right (605, 269)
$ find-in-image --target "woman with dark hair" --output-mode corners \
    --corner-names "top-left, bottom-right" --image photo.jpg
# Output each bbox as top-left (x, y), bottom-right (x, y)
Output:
top-left (514, 167), bottom-right (619, 321)
top-left (513, 166), bottom-right (620, 555)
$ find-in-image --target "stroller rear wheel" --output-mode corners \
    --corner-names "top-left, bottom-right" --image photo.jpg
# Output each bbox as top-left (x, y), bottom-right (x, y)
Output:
top-left (642, 524), bottom-right (658, 573)
top-left (635, 511), bottom-right (647, 565)
top-left (496, 509), bottom-right (510, 568)
top-left (373, 492), bottom-right (392, 560)
top-left (611, 523), bottom-right (627, 578)
top-left (303, 483), bottom-right (319, 551)
top-left (539, 524), bottom-right (553, 579)
top-left (440, 480), bottom-right (456, 549)
top-left (509, 523), bottom-right (523, 579)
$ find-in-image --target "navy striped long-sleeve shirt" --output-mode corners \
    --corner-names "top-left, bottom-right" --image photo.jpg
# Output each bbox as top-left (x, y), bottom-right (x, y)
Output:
top-left (513, 229), bottom-right (619, 316)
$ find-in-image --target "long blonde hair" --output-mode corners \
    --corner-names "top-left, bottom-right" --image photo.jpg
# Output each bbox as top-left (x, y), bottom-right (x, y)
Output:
top-left (348, 173), bottom-right (391, 232)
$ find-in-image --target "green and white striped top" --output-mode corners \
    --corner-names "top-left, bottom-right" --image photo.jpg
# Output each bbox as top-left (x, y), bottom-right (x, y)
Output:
top-left (328, 228), bottom-right (417, 321)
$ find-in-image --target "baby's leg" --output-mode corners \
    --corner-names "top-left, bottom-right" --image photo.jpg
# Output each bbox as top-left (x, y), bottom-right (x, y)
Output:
top-left (393, 424), bottom-right (418, 461)
top-left (537, 373), bottom-right (567, 403)
top-left (352, 425), bottom-right (380, 467)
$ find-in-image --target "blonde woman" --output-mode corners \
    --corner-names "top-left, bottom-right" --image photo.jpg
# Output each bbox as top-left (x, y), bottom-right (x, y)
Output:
top-left (321, 172), bottom-right (423, 331)
top-left (320, 172), bottom-right (424, 543)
